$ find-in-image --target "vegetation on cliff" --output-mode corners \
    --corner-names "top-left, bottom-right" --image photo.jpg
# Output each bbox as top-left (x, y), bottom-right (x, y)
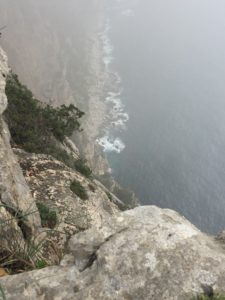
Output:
top-left (4, 72), bottom-right (92, 178)
top-left (70, 180), bottom-right (88, 200)
top-left (4, 72), bottom-right (83, 149)
top-left (36, 202), bottom-right (57, 229)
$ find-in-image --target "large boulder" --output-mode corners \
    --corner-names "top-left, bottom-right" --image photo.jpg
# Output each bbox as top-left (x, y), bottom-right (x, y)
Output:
top-left (1, 206), bottom-right (225, 299)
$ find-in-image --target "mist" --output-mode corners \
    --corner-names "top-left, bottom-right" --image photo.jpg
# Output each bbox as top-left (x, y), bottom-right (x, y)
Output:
top-left (0, 0), bottom-right (103, 108)
top-left (1, 0), bottom-right (225, 233)
top-left (106, 0), bottom-right (225, 233)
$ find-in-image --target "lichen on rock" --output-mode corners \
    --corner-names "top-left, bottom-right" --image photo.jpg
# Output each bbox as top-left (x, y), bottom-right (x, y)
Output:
top-left (14, 149), bottom-right (120, 254)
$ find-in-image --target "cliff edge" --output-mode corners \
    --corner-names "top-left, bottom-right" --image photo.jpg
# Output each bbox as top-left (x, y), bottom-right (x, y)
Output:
top-left (0, 48), bottom-right (41, 250)
top-left (0, 47), bottom-right (120, 268)
top-left (1, 206), bottom-right (225, 299)
top-left (1, 48), bottom-right (225, 299)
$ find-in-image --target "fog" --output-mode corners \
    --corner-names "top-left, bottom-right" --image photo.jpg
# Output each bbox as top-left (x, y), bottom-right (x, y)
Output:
top-left (1, 0), bottom-right (225, 233)
top-left (0, 0), bottom-right (102, 107)
top-left (106, 0), bottom-right (225, 233)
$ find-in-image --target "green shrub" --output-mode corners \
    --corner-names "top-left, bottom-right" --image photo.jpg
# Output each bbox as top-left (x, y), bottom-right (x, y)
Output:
top-left (36, 202), bottom-right (57, 229)
top-left (0, 205), bottom-right (60, 275)
top-left (74, 158), bottom-right (92, 178)
top-left (42, 103), bottom-right (84, 141)
top-left (4, 72), bottom-right (84, 157)
top-left (4, 73), bottom-right (95, 179)
top-left (70, 180), bottom-right (88, 200)
top-left (35, 259), bottom-right (48, 269)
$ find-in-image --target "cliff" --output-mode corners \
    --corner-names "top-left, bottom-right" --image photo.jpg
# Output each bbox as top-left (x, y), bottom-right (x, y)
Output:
top-left (0, 46), bottom-right (121, 270)
top-left (1, 46), bottom-right (225, 299)
top-left (0, 47), bottom-right (41, 252)
top-left (0, 0), bottom-right (139, 207)
top-left (0, 0), bottom-right (107, 174)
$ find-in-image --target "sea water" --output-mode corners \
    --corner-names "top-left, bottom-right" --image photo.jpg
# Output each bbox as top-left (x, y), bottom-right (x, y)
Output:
top-left (97, 0), bottom-right (225, 234)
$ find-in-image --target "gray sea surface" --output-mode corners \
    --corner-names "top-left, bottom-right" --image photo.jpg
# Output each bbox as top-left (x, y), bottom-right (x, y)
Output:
top-left (103, 0), bottom-right (225, 233)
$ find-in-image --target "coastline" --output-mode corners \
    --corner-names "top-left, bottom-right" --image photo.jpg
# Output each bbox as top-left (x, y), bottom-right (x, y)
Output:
top-left (0, 0), bottom-right (139, 207)
top-left (76, 5), bottom-right (139, 208)
top-left (79, 6), bottom-right (129, 174)
top-left (74, 3), bottom-right (111, 176)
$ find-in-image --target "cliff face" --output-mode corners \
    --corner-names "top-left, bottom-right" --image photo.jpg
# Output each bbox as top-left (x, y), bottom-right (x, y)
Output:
top-left (0, 0), bottom-right (140, 208)
top-left (0, 48), bottom-right (8, 113)
top-left (0, 0), bottom-right (107, 174)
top-left (15, 149), bottom-right (120, 235)
top-left (2, 46), bottom-right (225, 299)
top-left (0, 46), bottom-right (120, 267)
top-left (0, 48), bottom-right (41, 252)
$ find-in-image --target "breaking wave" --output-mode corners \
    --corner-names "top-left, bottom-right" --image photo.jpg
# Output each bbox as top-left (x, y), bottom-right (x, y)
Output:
top-left (97, 20), bottom-right (129, 154)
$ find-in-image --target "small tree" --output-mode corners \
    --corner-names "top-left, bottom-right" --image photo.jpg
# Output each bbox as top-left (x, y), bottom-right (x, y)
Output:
top-left (43, 104), bottom-right (84, 141)
top-left (4, 72), bottom-right (84, 152)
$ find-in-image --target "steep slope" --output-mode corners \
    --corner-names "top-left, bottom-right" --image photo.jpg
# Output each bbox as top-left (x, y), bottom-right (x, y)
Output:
top-left (15, 149), bottom-right (121, 236)
top-left (0, 46), bottom-right (121, 270)
top-left (0, 0), bottom-right (140, 207)
top-left (2, 45), bottom-right (225, 300)
top-left (0, 0), bottom-right (107, 173)
top-left (0, 47), bottom-right (41, 253)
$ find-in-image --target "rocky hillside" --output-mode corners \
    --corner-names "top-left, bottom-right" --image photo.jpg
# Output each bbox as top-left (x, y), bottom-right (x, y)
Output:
top-left (0, 0), bottom-right (107, 174)
top-left (0, 46), bottom-right (121, 271)
top-left (0, 0), bottom-right (140, 208)
top-left (2, 40), bottom-right (225, 299)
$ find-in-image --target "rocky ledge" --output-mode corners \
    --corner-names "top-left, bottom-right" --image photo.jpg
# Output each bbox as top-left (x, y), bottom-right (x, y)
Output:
top-left (13, 149), bottom-right (120, 260)
top-left (1, 206), bottom-right (225, 299)
top-left (2, 46), bottom-right (225, 300)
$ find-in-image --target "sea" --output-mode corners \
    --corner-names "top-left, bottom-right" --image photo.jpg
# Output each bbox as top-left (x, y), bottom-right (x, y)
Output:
top-left (97, 0), bottom-right (225, 234)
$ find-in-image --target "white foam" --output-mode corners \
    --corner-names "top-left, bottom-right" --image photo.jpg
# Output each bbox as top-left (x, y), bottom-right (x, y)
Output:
top-left (97, 136), bottom-right (125, 153)
top-left (96, 89), bottom-right (129, 152)
top-left (96, 19), bottom-right (129, 154)
top-left (106, 91), bottom-right (129, 129)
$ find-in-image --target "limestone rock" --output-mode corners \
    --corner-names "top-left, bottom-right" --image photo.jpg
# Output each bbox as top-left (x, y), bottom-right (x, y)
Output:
top-left (2, 206), bottom-right (225, 299)
top-left (14, 149), bottom-right (120, 252)
top-left (0, 121), bottom-right (41, 236)
top-left (0, 47), bottom-right (41, 252)
top-left (67, 206), bottom-right (225, 299)
top-left (0, 47), bottom-right (8, 114)
top-left (62, 137), bottom-right (80, 160)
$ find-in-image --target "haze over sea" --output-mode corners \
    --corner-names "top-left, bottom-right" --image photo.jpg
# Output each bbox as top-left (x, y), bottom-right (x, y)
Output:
top-left (100, 0), bottom-right (225, 234)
